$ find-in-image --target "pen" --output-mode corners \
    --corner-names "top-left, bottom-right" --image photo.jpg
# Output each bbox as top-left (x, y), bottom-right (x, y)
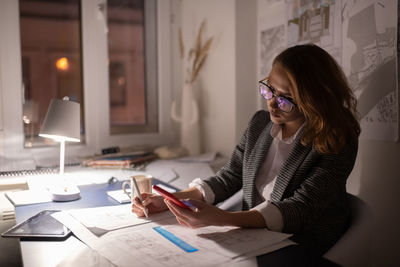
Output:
top-left (132, 178), bottom-right (149, 218)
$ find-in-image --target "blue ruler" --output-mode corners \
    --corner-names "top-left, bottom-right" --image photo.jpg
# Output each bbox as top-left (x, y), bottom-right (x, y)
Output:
top-left (153, 226), bottom-right (198, 253)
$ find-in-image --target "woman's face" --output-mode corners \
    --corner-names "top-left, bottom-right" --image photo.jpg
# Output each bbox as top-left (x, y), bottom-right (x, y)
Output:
top-left (266, 63), bottom-right (304, 127)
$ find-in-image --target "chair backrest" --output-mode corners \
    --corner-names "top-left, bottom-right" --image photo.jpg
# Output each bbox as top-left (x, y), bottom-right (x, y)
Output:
top-left (324, 193), bottom-right (373, 267)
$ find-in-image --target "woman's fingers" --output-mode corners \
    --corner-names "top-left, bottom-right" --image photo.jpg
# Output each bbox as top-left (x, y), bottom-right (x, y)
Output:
top-left (132, 194), bottom-right (168, 215)
top-left (133, 194), bottom-right (151, 206)
top-left (165, 200), bottom-right (190, 218)
top-left (184, 199), bottom-right (206, 210)
top-left (142, 197), bottom-right (151, 206)
top-left (139, 193), bottom-right (154, 206)
top-left (176, 217), bottom-right (192, 228)
top-left (132, 194), bottom-right (154, 216)
top-left (131, 205), bottom-right (145, 217)
top-left (165, 199), bottom-right (181, 215)
top-left (133, 196), bottom-right (144, 206)
top-left (165, 198), bottom-right (227, 228)
top-left (165, 199), bottom-right (206, 228)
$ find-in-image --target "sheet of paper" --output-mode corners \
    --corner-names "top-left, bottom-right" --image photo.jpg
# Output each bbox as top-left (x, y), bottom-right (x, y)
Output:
top-left (96, 221), bottom-right (234, 267)
top-left (106, 190), bottom-right (131, 204)
top-left (53, 213), bottom-right (233, 267)
top-left (56, 242), bottom-right (116, 267)
top-left (5, 189), bottom-right (52, 206)
top-left (53, 209), bottom-right (293, 267)
top-left (234, 239), bottom-right (296, 261)
top-left (52, 211), bottom-right (101, 248)
top-left (66, 205), bottom-right (174, 236)
top-left (162, 224), bottom-right (292, 259)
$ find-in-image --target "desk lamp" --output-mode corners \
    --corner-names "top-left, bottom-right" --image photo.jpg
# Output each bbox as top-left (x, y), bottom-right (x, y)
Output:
top-left (39, 96), bottom-right (81, 201)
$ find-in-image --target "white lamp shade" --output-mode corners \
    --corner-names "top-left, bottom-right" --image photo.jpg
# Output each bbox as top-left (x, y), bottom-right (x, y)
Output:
top-left (39, 98), bottom-right (80, 142)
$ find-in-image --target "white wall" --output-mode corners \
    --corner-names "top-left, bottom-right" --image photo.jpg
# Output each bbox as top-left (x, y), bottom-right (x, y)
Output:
top-left (180, 0), bottom-right (236, 157)
top-left (0, 1), bottom-right (24, 155)
top-left (180, 0), bottom-right (258, 157)
top-left (347, 140), bottom-right (400, 266)
top-left (235, 1), bottom-right (258, 143)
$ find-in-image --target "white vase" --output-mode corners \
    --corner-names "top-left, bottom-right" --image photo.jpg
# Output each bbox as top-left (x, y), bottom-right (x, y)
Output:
top-left (171, 82), bottom-right (200, 155)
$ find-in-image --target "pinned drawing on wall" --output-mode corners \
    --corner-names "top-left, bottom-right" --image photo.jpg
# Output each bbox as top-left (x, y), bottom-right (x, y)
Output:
top-left (258, 0), bottom-right (399, 141)
top-left (341, 0), bottom-right (398, 141)
top-left (171, 20), bottom-right (213, 155)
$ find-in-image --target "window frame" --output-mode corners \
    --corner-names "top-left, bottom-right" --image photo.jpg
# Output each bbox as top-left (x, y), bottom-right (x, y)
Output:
top-left (0, 0), bottom-right (176, 162)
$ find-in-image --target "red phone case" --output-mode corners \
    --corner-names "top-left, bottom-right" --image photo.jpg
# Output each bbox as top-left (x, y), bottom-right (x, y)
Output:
top-left (152, 184), bottom-right (191, 210)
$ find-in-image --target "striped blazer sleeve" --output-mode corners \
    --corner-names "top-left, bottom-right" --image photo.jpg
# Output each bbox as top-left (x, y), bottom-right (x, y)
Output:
top-left (203, 110), bottom-right (271, 205)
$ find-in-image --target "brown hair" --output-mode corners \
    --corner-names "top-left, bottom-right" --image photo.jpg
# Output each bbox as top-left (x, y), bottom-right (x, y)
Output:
top-left (273, 44), bottom-right (360, 154)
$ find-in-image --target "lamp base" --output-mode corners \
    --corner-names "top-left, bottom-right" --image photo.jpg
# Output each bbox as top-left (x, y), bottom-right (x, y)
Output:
top-left (50, 184), bottom-right (81, 202)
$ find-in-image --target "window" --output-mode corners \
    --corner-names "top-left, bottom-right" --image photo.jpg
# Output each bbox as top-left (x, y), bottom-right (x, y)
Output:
top-left (0, 0), bottom-right (175, 159)
top-left (107, 0), bottom-right (158, 134)
top-left (19, 0), bottom-right (84, 148)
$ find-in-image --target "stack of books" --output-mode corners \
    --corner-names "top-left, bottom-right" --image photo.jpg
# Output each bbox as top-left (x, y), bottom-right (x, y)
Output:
top-left (82, 151), bottom-right (157, 169)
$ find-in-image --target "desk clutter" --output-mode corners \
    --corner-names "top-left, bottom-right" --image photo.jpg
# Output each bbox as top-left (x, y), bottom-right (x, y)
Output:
top-left (81, 145), bottom-right (198, 170)
top-left (81, 151), bottom-right (157, 169)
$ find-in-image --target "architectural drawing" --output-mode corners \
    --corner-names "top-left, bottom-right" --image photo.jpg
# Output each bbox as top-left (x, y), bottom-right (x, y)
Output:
top-left (286, 0), bottom-right (342, 64)
top-left (259, 24), bottom-right (285, 76)
top-left (342, 0), bottom-right (398, 140)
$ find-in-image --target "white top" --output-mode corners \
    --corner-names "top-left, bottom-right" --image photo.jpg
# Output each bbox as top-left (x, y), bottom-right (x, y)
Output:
top-left (190, 123), bottom-right (303, 230)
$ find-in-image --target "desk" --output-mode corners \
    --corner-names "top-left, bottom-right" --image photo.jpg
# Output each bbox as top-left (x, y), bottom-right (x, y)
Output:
top-left (15, 179), bottom-right (176, 267)
top-left (15, 181), bottom-right (133, 223)
top-left (10, 162), bottom-right (216, 267)
top-left (14, 168), bottom-right (338, 267)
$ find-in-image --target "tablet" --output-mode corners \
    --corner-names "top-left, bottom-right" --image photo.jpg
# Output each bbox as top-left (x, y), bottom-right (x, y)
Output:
top-left (1, 210), bottom-right (71, 239)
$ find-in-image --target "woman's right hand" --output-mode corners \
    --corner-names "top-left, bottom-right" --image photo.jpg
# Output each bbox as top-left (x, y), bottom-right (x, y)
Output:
top-left (131, 193), bottom-right (168, 217)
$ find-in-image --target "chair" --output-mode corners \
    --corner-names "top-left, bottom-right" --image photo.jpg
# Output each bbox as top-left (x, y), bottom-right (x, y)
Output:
top-left (323, 193), bottom-right (373, 267)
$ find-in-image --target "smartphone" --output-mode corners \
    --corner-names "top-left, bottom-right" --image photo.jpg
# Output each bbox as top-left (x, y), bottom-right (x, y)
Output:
top-left (152, 184), bottom-right (192, 210)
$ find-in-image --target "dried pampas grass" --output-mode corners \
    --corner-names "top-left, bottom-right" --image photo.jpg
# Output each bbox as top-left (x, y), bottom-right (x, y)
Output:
top-left (179, 20), bottom-right (213, 84)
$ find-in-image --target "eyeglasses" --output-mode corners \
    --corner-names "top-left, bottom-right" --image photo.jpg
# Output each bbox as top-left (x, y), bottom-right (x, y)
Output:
top-left (259, 79), bottom-right (297, 113)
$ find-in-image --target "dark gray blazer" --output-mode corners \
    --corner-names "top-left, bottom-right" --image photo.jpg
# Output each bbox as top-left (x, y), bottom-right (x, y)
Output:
top-left (204, 110), bottom-right (358, 254)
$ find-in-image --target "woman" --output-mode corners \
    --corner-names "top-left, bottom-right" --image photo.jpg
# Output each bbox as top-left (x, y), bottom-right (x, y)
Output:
top-left (132, 44), bottom-right (360, 255)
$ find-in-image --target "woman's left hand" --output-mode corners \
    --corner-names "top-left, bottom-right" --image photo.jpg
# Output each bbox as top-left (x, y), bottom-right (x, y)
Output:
top-left (164, 199), bottom-right (230, 228)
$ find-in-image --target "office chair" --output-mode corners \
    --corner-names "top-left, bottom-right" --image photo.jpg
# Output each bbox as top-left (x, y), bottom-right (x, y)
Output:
top-left (324, 193), bottom-right (373, 267)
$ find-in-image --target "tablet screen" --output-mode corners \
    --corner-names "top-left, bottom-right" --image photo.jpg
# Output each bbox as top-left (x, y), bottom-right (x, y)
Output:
top-left (1, 210), bottom-right (71, 238)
